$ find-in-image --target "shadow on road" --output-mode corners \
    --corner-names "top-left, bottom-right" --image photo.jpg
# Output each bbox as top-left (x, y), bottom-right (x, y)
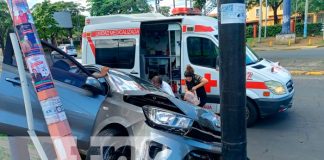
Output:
top-left (251, 111), bottom-right (292, 129)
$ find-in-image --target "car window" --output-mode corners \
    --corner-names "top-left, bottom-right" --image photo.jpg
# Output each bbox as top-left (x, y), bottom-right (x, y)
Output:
top-left (43, 45), bottom-right (88, 88)
top-left (67, 46), bottom-right (75, 50)
top-left (187, 36), bottom-right (219, 68)
top-left (95, 39), bottom-right (136, 69)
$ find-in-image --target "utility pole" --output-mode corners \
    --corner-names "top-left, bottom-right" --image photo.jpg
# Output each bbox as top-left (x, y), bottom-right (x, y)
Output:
top-left (264, 0), bottom-right (268, 38)
top-left (303, 0), bottom-right (308, 38)
top-left (185, 0), bottom-right (187, 8)
top-left (173, 0), bottom-right (175, 8)
top-left (219, 0), bottom-right (247, 159)
top-left (258, 0), bottom-right (263, 42)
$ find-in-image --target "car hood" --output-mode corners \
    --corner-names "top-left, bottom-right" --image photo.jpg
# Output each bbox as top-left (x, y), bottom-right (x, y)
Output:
top-left (247, 59), bottom-right (291, 84)
top-left (123, 90), bottom-right (221, 132)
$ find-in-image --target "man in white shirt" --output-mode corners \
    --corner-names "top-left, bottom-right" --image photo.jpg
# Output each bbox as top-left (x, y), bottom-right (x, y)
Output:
top-left (151, 76), bottom-right (175, 97)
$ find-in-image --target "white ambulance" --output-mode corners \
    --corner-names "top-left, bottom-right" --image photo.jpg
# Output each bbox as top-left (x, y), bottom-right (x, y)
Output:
top-left (81, 13), bottom-right (294, 126)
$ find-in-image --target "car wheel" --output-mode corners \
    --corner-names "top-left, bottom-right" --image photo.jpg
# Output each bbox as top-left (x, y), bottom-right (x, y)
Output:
top-left (86, 129), bottom-right (131, 160)
top-left (246, 100), bottom-right (258, 127)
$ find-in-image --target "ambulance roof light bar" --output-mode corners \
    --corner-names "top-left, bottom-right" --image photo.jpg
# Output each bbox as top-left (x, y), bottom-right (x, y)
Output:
top-left (171, 7), bottom-right (201, 16)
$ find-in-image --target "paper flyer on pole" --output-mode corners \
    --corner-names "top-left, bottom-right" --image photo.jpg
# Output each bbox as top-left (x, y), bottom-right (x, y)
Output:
top-left (6, 0), bottom-right (80, 159)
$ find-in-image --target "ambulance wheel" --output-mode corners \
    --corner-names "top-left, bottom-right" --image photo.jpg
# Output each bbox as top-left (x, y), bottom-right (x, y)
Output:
top-left (246, 100), bottom-right (258, 127)
top-left (86, 128), bottom-right (131, 160)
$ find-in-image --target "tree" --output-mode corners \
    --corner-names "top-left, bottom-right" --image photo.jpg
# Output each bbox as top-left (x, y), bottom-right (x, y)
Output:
top-left (247, 0), bottom-right (284, 24)
top-left (32, 1), bottom-right (85, 45)
top-left (31, 0), bottom-right (59, 43)
top-left (0, 0), bottom-right (12, 53)
top-left (87, 0), bottom-right (150, 16)
top-left (194, 0), bottom-right (206, 10)
top-left (160, 6), bottom-right (170, 16)
top-left (292, 0), bottom-right (324, 22)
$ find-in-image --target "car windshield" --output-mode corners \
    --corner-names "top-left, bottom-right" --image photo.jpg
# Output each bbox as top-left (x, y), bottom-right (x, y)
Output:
top-left (246, 46), bottom-right (261, 65)
top-left (108, 70), bottom-right (160, 93)
top-left (214, 35), bottom-right (261, 65)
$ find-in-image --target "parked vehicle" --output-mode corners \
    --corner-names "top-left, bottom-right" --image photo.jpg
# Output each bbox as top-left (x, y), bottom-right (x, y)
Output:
top-left (58, 44), bottom-right (77, 57)
top-left (82, 13), bottom-right (294, 126)
top-left (0, 34), bottom-right (221, 159)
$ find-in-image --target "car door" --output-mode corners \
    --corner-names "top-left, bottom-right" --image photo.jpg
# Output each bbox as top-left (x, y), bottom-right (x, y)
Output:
top-left (0, 38), bottom-right (105, 148)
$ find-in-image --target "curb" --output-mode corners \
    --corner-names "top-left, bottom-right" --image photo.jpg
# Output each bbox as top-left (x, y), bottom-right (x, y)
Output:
top-left (253, 45), bottom-right (323, 51)
top-left (290, 70), bottom-right (324, 76)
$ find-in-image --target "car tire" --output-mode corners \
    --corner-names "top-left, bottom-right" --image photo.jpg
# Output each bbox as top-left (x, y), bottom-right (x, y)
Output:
top-left (246, 100), bottom-right (258, 127)
top-left (86, 128), bottom-right (131, 160)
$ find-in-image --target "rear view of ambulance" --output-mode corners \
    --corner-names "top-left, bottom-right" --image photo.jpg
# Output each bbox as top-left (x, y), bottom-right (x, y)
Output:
top-left (82, 13), bottom-right (294, 126)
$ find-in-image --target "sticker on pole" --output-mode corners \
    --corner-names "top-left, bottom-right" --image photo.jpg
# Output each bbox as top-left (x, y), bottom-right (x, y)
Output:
top-left (221, 3), bottom-right (246, 24)
top-left (26, 55), bottom-right (54, 92)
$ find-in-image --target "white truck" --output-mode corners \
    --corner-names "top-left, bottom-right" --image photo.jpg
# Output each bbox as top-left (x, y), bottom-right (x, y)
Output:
top-left (81, 13), bottom-right (294, 126)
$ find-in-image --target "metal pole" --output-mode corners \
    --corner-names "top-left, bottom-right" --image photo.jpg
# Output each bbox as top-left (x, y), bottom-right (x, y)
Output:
top-left (303, 0), bottom-right (308, 38)
top-left (219, 1), bottom-right (247, 159)
top-left (295, 0), bottom-right (298, 32)
top-left (258, 0), bottom-right (263, 42)
top-left (185, 0), bottom-right (187, 8)
top-left (10, 33), bottom-right (48, 160)
top-left (173, 0), bottom-right (175, 8)
top-left (264, 0), bottom-right (268, 38)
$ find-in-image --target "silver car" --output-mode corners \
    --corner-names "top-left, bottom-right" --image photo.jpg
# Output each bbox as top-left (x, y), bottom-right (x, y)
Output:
top-left (58, 44), bottom-right (78, 57)
top-left (0, 39), bottom-right (221, 159)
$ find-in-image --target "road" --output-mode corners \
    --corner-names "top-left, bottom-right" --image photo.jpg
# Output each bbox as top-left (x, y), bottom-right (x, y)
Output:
top-left (257, 48), bottom-right (324, 71)
top-left (248, 76), bottom-right (324, 160)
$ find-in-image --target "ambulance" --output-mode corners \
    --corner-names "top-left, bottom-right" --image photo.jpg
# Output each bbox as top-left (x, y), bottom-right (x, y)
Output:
top-left (81, 13), bottom-right (294, 126)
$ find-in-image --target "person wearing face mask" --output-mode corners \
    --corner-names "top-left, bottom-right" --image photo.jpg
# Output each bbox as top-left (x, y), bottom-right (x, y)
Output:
top-left (184, 65), bottom-right (208, 107)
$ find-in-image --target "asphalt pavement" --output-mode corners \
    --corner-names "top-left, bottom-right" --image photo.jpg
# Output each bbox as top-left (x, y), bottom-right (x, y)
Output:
top-left (248, 76), bottom-right (324, 160)
top-left (257, 48), bottom-right (324, 71)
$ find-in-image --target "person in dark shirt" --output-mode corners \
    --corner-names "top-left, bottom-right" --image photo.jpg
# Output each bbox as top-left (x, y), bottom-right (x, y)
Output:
top-left (184, 65), bottom-right (208, 107)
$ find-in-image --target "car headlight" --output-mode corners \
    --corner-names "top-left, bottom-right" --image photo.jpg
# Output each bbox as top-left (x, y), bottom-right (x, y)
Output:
top-left (143, 106), bottom-right (193, 135)
top-left (265, 80), bottom-right (286, 95)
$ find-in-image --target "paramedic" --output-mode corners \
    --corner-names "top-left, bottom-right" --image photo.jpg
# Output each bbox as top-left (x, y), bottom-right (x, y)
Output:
top-left (184, 65), bottom-right (208, 107)
top-left (151, 75), bottom-right (175, 97)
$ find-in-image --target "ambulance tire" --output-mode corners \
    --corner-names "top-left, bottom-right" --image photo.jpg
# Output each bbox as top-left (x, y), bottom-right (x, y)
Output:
top-left (246, 100), bottom-right (258, 127)
top-left (86, 128), bottom-right (131, 160)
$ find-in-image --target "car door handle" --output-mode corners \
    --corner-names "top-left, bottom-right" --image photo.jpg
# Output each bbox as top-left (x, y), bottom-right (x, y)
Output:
top-left (130, 71), bottom-right (138, 74)
top-left (5, 77), bottom-right (21, 86)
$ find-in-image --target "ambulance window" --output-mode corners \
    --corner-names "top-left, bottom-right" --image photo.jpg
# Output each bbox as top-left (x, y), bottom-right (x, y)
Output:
top-left (187, 37), bottom-right (219, 68)
top-left (95, 39), bottom-right (136, 69)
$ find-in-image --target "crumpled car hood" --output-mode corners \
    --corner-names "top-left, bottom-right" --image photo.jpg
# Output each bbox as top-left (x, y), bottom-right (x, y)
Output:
top-left (123, 90), bottom-right (221, 132)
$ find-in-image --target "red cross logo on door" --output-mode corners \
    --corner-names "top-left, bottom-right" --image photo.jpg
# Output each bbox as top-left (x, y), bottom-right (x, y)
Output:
top-left (204, 73), bottom-right (217, 93)
top-left (181, 73), bottom-right (217, 93)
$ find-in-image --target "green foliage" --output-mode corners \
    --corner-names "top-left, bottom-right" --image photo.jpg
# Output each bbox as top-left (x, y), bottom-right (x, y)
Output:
top-left (0, 0), bottom-right (12, 52)
top-left (31, 1), bottom-right (85, 43)
top-left (160, 6), bottom-right (170, 16)
top-left (292, 0), bottom-right (324, 15)
top-left (194, 0), bottom-right (206, 10)
top-left (88, 0), bottom-right (150, 16)
top-left (31, 1), bottom-right (59, 40)
top-left (246, 23), bottom-right (322, 38)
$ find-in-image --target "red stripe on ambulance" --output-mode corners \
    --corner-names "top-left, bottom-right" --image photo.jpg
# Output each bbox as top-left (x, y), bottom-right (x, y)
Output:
top-left (246, 82), bottom-right (268, 89)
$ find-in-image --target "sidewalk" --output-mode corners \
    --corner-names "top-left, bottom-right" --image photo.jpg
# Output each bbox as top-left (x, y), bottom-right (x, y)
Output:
top-left (249, 36), bottom-right (324, 51)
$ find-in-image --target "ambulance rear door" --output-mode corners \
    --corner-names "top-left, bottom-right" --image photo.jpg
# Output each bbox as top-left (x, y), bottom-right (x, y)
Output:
top-left (83, 22), bottom-right (141, 76)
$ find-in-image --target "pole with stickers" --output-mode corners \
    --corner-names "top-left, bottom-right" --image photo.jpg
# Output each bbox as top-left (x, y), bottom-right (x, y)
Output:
top-left (218, 0), bottom-right (247, 159)
top-left (6, 0), bottom-right (81, 159)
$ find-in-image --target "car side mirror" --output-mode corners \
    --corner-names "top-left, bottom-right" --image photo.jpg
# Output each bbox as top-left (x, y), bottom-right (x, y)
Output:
top-left (83, 77), bottom-right (103, 95)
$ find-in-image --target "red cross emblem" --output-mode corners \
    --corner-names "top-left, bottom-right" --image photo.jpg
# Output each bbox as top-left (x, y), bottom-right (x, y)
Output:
top-left (204, 73), bottom-right (217, 93)
top-left (181, 73), bottom-right (217, 93)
